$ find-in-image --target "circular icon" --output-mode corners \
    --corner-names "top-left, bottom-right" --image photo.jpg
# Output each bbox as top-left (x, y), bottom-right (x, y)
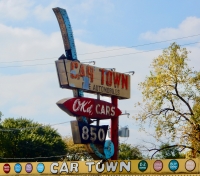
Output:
top-left (25, 163), bottom-right (33, 173)
top-left (185, 159), bottom-right (196, 171)
top-left (169, 160), bottom-right (179, 172)
top-left (37, 163), bottom-right (45, 173)
top-left (3, 164), bottom-right (10, 174)
top-left (138, 160), bottom-right (148, 172)
top-left (153, 160), bottom-right (163, 172)
top-left (104, 140), bottom-right (114, 159)
top-left (14, 163), bottom-right (22, 173)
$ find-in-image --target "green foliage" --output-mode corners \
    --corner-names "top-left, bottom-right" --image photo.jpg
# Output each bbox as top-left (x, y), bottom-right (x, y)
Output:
top-left (155, 143), bottom-right (185, 159)
top-left (63, 136), bottom-right (92, 161)
top-left (119, 143), bottom-right (143, 160)
top-left (134, 42), bottom-right (200, 155)
top-left (0, 117), bottom-right (67, 162)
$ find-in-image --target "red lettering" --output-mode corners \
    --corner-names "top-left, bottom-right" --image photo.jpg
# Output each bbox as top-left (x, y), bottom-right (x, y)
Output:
top-left (99, 68), bottom-right (105, 85)
top-left (79, 64), bottom-right (85, 78)
top-left (70, 61), bottom-right (79, 79)
top-left (121, 74), bottom-right (128, 90)
top-left (86, 65), bottom-right (94, 82)
top-left (106, 71), bottom-right (112, 87)
top-left (113, 72), bottom-right (121, 88)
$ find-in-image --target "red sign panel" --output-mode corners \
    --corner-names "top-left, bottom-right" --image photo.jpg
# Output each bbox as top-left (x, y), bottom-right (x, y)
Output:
top-left (3, 164), bottom-right (10, 174)
top-left (57, 97), bottom-right (122, 119)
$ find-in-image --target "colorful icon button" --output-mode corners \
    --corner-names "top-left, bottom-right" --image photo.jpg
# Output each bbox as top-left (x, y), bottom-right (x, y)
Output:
top-left (169, 160), bottom-right (179, 172)
top-left (25, 163), bottom-right (33, 173)
top-left (3, 164), bottom-right (10, 174)
top-left (14, 163), bottom-right (22, 173)
top-left (185, 159), bottom-right (196, 172)
top-left (138, 160), bottom-right (148, 172)
top-left (37, 163), bottom-right (45, 173)
top-left (153, 160), bottom-right (163, 172)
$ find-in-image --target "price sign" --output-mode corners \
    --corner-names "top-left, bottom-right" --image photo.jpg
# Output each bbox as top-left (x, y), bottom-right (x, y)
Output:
top-left (78, 122), bottom-right (108, 144)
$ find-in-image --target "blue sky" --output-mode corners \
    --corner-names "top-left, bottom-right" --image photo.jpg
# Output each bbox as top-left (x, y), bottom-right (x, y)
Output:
top-left (0, 0), bottom-right (200, 149)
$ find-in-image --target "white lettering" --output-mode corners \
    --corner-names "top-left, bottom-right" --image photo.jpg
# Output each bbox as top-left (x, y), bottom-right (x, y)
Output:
top-left (96, 162), bottom-right (105, 173)
top-left (60, 162), bottom-right (69, 173)
top-left (111, 107), bottom-right (115, 116)
top-left (119, 161), bottom-right (131, 172)
top-left (106, 162), bottom-right (118, 172)
top-left (106, 106), bottom-right (110, 115)
top-left (72, 99), bottom-right (93, 115)
top-left (101, 105), bottom-right (105, 114)
top-left (72, 99), bottom-right (80, 112)
top-left (70, 163), bottom-right (78, 172)
top-left (96, 104), bottom-right (100, 114)
top-left (80, 101), bottom-right (88, 112)
top-left (50, 163), bottom-right (58, 174)
top-left (86, 162), bottom-right (95, 172)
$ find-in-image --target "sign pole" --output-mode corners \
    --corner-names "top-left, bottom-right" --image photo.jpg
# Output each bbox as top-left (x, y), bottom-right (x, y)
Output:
top-left (111, 96), bottom-right (118, 160)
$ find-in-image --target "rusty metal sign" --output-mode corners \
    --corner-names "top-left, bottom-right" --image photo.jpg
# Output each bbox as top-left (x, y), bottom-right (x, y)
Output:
top-left (55, 60), bottom-right (131, 99)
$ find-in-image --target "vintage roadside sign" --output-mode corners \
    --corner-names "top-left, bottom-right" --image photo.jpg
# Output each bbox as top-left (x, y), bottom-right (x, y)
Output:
top-left (56, 97), bottom-right (122, 119)
top-left (0, 159), bottom-right (200, 175)
top-left (55, 60), bottom-right (131, 99)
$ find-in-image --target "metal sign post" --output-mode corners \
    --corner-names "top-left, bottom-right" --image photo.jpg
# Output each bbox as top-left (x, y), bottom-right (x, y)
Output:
top-left (111, 96), bottom-right (118, 160)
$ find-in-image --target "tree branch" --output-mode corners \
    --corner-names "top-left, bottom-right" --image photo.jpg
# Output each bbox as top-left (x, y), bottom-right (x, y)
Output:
top-left (174, 82), bottom-right (194, 116)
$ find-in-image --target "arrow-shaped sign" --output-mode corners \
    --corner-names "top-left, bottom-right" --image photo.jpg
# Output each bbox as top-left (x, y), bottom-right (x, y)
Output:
top-left (57, 97), bottom-right (122, 119)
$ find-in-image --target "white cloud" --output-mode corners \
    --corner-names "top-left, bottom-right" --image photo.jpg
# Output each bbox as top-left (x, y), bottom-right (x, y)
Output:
top-left (0, 0), bottom-right (33, 20)
top-left (34, 1), bottom-right (59, 21)
top-left (140, 17), bottom-right (200, 41)
top-left (0, 23), bottom-right (63, 67)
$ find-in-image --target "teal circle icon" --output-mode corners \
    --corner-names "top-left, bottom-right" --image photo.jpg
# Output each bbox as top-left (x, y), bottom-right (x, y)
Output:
top-left (169, 160), bottom-right (179, 172)
top-left (37, 163), bottom-right (45, 173)
top-left (104, 140), bottom-right (114, 159)
top-left (138, 160), bottom-right (148, 172)
top-left (14, 163), bottom-right (22, 173)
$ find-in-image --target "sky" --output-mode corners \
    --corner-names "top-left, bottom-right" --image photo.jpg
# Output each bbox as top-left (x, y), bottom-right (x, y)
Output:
top-left (0, 0), bottom-right (200, 150)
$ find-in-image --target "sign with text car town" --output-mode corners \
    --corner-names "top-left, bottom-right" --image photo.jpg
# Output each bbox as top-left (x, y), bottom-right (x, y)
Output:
top-left (55, 60), bottom-right (131, 99)
top-left (0, 159), bottom-right (200, 175)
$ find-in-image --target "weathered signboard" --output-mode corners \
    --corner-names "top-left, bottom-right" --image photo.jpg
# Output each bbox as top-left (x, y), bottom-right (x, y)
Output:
top-left (55, 60), bottom-right (131, 99)
top-left (56, 97), bottom-right (122, 119)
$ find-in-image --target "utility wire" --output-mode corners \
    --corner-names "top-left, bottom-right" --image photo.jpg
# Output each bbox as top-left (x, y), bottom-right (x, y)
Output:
top-left (0, 41), bottom-right (199, 69)
top-left (0, 33), bottom-right (200, 64)
top-left (78, 33), bottom-right (200, 55)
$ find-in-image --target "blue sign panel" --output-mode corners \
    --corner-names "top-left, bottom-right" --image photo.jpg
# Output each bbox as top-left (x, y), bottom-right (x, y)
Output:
top-left (78, 122), bottom-right (108, 144)
top-left (14, 163), bottom-right (22, 173)
top-left (169, 160), bottom-right (179, 171)
top-left (37, 163), bottom-right (45, 173)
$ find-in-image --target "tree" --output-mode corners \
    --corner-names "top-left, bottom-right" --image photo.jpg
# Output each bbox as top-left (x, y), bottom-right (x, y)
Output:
top-left (155, 143), bottom-right (185, 159)
top-left (63, 136), bottom-right (92, 161)
top-left (134, 43), bottom-right (200, 157)
top-left (119, 143), bottom-right (143, 160)
top-left (0, 117), bottom-right (67, 162)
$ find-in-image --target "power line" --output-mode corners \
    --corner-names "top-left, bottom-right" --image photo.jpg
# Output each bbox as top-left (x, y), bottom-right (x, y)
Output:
top-left (0, 33), bottom-right (200, 64)
top-left (78, 33), bottom-right (200, 55)
top-left (0, 41), bottom-right (199, 69)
